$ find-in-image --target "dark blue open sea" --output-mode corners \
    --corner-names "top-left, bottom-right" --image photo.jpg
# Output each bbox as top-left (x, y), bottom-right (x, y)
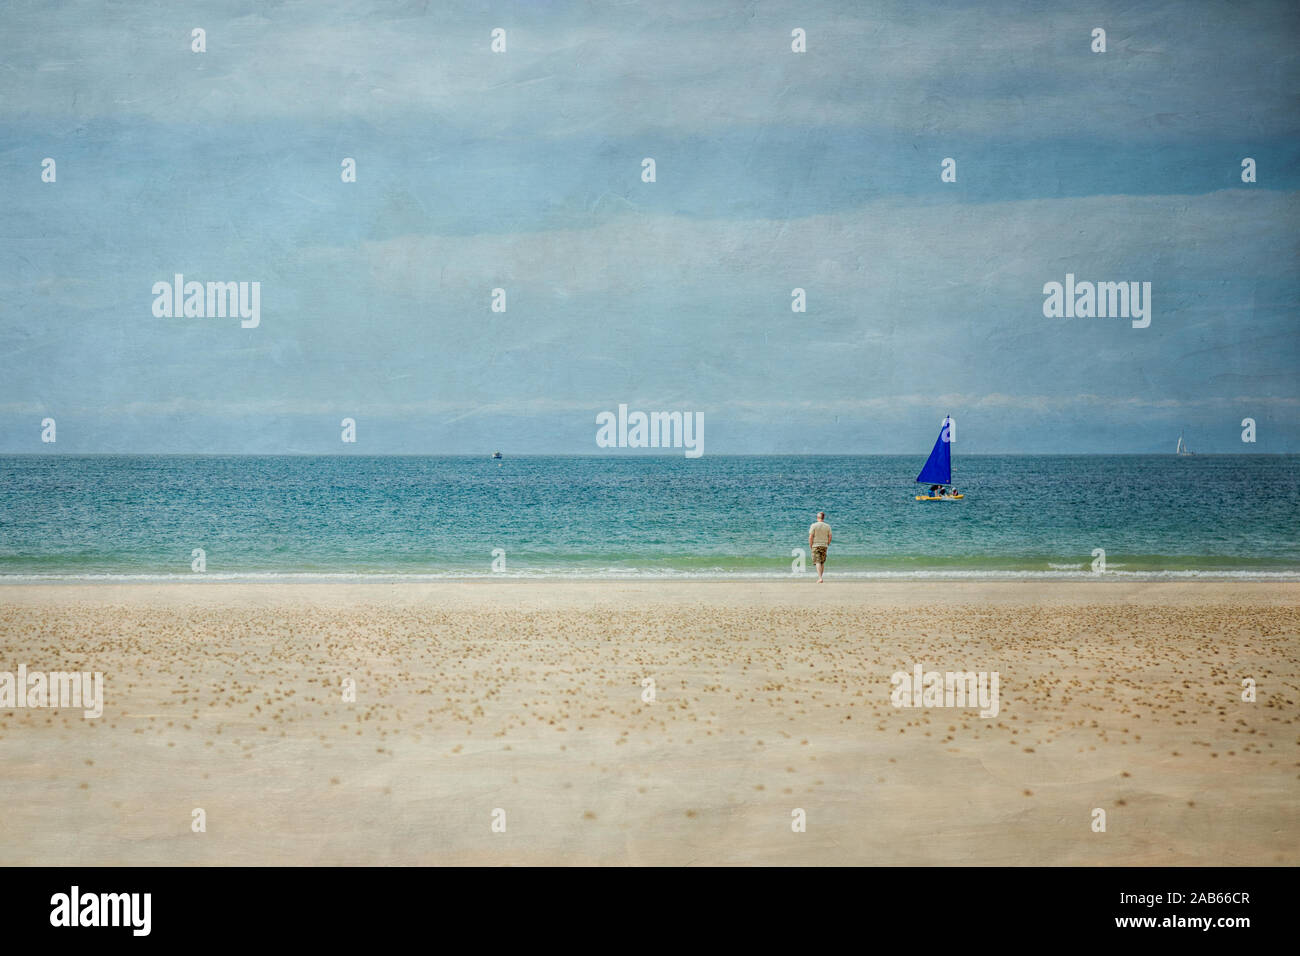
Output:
top-left (0, 455), bottom-right (1296, 580)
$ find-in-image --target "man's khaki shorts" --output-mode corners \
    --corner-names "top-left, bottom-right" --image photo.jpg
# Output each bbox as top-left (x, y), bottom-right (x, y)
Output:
top-left (812, 546), bottom-right (828, 564)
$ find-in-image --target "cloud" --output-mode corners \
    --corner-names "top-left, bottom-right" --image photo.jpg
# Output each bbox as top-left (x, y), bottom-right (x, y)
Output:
top-left (324, 187), bottom-right (1298, 297)
top-left (2, 0), bottom-right (1295, 141)
top-left (4, 391), bottom-right (1293, 423)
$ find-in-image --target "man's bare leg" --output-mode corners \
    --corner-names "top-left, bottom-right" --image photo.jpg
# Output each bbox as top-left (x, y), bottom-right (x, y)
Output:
top-left (816, 561), bottom-right (824, 583)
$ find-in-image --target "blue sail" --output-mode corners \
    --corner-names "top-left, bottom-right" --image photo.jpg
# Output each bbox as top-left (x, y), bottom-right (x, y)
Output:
top-left (916, 418), bottom-right (952, 485)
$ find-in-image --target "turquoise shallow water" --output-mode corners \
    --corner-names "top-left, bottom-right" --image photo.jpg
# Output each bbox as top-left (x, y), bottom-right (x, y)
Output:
top-left (0, 455), bottom-right (1297, 579)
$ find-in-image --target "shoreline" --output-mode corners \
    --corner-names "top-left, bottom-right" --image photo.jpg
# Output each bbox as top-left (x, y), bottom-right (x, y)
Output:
top-left (1, 579), bottom-right (1298, 603)
top-left (3, 571), bottom-right (1299, 587)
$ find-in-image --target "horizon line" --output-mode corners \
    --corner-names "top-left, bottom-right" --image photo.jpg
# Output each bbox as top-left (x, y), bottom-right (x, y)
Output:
top-left (1, 452), bottom-right (1294, 459)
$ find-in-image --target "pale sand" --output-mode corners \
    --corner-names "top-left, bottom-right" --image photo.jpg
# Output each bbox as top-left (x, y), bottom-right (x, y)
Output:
top-left (1, 581), bottom-right (1296, 866)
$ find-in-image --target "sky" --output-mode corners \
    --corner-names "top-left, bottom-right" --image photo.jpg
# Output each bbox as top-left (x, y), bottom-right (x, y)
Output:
top-left (1, 0), bottom-right (1297, 454)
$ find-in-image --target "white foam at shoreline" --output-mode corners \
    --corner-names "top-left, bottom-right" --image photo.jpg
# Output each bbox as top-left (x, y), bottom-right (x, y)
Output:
top-left (2, 569), bottom-right (1299, 583)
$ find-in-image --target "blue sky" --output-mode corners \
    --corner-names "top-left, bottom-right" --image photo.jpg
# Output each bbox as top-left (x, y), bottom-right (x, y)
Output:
top-left (1, 0), bottom-right (1297, 453)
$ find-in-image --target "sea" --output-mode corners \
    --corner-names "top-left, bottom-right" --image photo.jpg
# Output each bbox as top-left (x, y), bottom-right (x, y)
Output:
top-left (0, 455), bottom-right (1297, 581)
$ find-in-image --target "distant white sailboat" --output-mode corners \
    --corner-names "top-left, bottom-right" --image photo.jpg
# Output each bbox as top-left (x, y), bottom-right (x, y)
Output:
top-left (1176, 433), bottom-right (1194, 456)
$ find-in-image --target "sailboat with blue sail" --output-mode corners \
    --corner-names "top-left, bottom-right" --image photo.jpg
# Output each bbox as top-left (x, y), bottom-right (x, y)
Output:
top-left (915, 416), bottom-right (964, 500)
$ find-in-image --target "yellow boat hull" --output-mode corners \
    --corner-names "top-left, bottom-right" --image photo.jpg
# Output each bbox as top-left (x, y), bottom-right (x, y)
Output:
top-left (915, 494), bottom-right (964, 500)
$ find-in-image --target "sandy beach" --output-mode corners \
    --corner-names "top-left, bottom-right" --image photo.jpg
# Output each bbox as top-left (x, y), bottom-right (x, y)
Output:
top-left (1, 580), bottom-right (1296, 866)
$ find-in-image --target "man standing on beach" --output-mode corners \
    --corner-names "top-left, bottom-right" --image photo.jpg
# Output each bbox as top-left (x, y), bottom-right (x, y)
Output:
top-left (808, 512), bottom-right (832, 583)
